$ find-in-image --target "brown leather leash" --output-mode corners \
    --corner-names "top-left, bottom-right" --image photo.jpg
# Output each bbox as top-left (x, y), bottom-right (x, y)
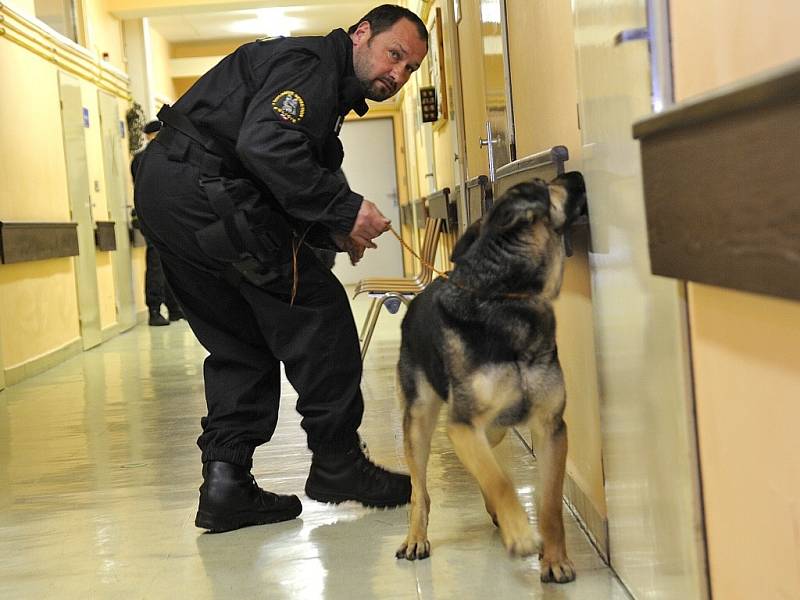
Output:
top-left (387, 225), bottom-right (450, 280)
top-left (288, 224), bottom-right (533, 305)
top-left (386, 225), bottom-right (534, 301)
top-left (291, 224), bottom-right (444, 305)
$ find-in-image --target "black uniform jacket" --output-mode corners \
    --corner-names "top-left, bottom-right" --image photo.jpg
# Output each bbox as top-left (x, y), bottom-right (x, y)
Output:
top-left (131, 150), bottom-right (144, 183)
top-left (172, 28), bottom-right (369, 238)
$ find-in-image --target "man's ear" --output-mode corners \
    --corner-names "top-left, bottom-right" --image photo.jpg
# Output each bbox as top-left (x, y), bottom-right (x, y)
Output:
top-left (351, 21), bottom-right (372, 47)
top-left (550, 171), bottom-right (587, 222)
top-left (451, 220), bottom-right (481, 263)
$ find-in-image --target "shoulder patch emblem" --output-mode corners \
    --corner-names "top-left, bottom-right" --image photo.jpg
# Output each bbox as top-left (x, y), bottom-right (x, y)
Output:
top-left (272, 90), bottom-right (306, 124)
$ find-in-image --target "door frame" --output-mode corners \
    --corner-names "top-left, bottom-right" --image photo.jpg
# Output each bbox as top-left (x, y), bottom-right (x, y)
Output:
top-left (479, 0), bottom-right (516, 180)
top-left (441, 0), bottom-right (469, 233)
top-left (498, 0), bottom-right (517, 162)
top-left (448, 0), bottom-right (518, 195)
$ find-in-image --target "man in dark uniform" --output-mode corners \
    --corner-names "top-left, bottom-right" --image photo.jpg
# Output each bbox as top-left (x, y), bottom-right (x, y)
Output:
top-left (130, 120), bottom-right (184, 326)
top-left (134, 4), bottom-right (428, 532)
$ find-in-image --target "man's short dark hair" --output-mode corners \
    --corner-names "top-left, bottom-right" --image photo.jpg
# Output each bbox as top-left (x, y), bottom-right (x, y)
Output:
top-left (347, 4), bottom-right (428, 45)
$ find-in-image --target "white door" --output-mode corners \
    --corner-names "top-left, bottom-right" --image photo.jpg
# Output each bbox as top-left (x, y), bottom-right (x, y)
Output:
top-left (59, 72), bottom-right (102, 350)
top-left (573, 0), bottom-right (709, 597)
top-left (98, 91), bottom-right (136, 332)
top-left (333, 117), bottom-right (403, 284)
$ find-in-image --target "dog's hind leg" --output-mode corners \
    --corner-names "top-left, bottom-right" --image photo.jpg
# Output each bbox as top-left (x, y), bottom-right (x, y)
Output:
top-left (447, 422), bottom-right (537, 557)
top-left (530, 408), bottom-right (575, 583)
top-left (396, 376), bottom-right (442, 560)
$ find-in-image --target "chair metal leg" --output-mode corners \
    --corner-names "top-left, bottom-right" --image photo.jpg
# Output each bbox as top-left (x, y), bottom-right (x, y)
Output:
top-left (360, 293), bottom-right (413, 362)
top-left (360, 295), bottom-right (384, 361)
top-left (359, 298), bottom-right (378, 341)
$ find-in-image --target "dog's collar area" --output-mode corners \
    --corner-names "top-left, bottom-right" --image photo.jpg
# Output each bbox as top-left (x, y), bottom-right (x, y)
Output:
top-left (389, 224), bottom-right (556, 298)
top-left (444, 277), bottom-right (537, 301)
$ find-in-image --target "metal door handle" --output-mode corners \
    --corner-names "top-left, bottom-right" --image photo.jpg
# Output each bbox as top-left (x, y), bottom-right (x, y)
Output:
top-left (612, 0), bottom-right (673, 112)
top-left (479, 121), bottom-right (498, 182)
top-left (614, 27), bottom-right (649, 46)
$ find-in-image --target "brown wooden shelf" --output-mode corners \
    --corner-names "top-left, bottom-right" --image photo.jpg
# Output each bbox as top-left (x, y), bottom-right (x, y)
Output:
top-left (633, 60), bottom-right (800, 301)
top-left (0, 221), bottom-right (79, 264)
top-left (94, 221), bottom-right (117, 251)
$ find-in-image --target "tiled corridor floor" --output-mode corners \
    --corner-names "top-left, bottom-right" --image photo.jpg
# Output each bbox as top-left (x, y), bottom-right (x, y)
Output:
top-left (0, 293), bottom-right (631, 599)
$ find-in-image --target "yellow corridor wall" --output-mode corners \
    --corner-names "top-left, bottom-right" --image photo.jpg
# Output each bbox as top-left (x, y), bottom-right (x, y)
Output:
top-left (0, 1), bottom-right (132, 374)
top-left (506, 0), bottom-right (607, 539)
top-left (671, 1), bottom-right (800, 598)
top-left (0, 32), bottom-right (81, 369)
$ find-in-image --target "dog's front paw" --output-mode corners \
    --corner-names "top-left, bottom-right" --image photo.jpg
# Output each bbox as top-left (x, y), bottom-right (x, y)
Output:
top-left (539, 553), bottom-right (575, 583)
top-left (500, 524), bottom-right (540, 558)
top-left (395, 537), bottom-right (431, 561)
top-left (503, 531), bottom-right (539, 558)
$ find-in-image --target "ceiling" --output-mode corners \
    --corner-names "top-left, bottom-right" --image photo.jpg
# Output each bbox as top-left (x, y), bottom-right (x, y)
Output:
top-left (147, 1), bottom-right (380, 43)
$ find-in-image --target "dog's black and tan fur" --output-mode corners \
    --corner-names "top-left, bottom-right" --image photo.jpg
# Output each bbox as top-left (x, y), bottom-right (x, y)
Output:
top-left (394, 173), bottom-right (586, 584)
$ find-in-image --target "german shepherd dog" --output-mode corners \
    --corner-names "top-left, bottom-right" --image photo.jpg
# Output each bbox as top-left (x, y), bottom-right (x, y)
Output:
top-left (394, 173), bottom-right (586, 584)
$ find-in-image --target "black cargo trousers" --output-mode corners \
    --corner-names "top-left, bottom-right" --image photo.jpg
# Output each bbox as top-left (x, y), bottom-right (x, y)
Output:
top-left (144, 241), bottom-right (181, 315)
top-left (133, 139), bottom-right (364, 467)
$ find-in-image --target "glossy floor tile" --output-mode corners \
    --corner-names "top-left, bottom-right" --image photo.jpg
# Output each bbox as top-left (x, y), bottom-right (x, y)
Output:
top-left (0, 292), bottom-right (630, 599)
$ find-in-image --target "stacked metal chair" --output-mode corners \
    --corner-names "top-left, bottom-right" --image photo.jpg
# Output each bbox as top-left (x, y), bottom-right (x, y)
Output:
top-left (353, 210), bottom-right (445, 360)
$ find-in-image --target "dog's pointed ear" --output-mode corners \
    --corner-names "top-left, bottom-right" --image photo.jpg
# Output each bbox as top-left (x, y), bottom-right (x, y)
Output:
top-left (451, 219), bottom-right (481, 263)
top-left (549, 171), bottom-right (587, 224)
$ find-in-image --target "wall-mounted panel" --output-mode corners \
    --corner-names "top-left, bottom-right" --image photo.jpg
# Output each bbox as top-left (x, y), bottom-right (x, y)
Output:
top-left (0, 222), bottom-right (79, 264)
top-left (94, 221), bottom-right (117, 252)
top-left (634, 62), bottom-right (800, 302)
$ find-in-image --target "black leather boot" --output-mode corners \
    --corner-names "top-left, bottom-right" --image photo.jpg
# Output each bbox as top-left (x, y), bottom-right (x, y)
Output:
top-left (148, 308), bottom-right (169, 326)
top-left (195, 461), bottom-right (302, 533)
top-left (305, 446), bottom-right (411, 508)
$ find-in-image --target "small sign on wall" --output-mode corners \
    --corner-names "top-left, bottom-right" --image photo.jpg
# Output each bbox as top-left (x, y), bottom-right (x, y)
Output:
top-left (420, 86), bottom-right (438, 123)
top-left (82, 107), bottom-right (90, 127)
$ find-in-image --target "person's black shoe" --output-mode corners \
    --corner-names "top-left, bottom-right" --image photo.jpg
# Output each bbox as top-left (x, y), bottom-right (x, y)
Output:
top-left (195, 461), bottom-right (302, 533)
top-left (305, 445), bottom-right (411, 508)
top-left (168, 309), bottom-right (184, 321)
top-left (148, 308), bottom-right (169, 326)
